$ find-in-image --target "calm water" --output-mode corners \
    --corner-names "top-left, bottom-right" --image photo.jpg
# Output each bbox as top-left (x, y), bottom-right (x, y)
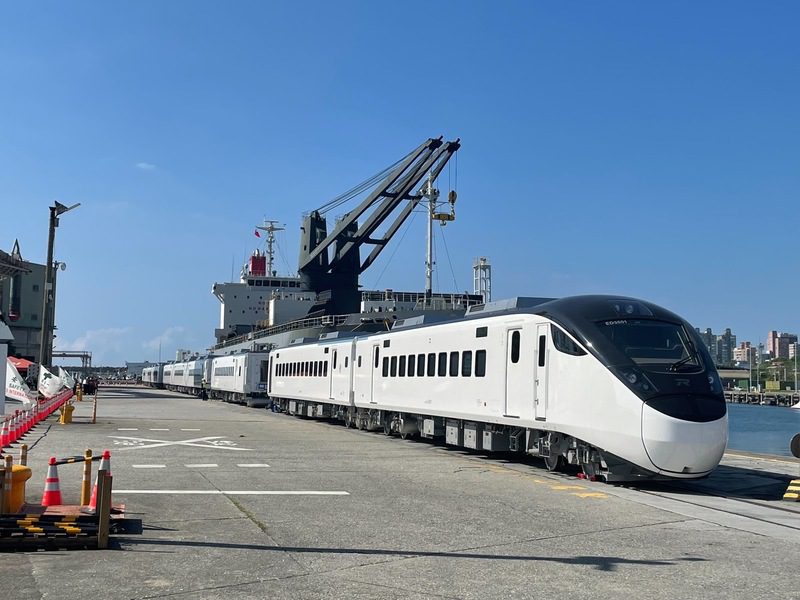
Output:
top-left (727, 402), bottom-right (800, 456)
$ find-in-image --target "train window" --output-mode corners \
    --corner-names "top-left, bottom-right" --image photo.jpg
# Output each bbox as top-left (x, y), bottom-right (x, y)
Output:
top-left (437, 353), bottom-right (447, 376)
top-left (511, 331), bottom-right (521, 363)
top-left (551, 325), bottom-right (587, 356)
top-left (475, 350), bottom-right (487, 377)
top-left (449, 351), bottom-right (459, 376)
top-left (313, 362), bottom-right (318, 377)
top-left (427, 353), bottom-right (436, 376)
top-left (476, 326), bottom-right (488, 338)
top-left (407, 354), bottom-right (415, 377)
top-left (358, 356), bottom-right (362, 367)
top-left (383, 340), bottom-right (391, 348)
top-left (333, 351), bottom-right (337, 370)
top-left (238, 366), bottom-right (242, 376)
top-left (345, 356), bottom-right (349, 368)
top-left (390, 356), bottom-right (398, 377)
top-left (323, 361), bottom-right (328, 377)
top-left (538, 335), bottom-right (546, 367)
top-left (382, 357), bottom-right (389, 377)
top-left (324, 347), bottom-right (329, 354)
top-left (399, 355), bottom-right (406, 377)
top-left (462, 351), bottom-right (473, 376)
top-left (374, 348), bottom-right (380, 368)
top-left (417, 354), bottom-right (425, 376)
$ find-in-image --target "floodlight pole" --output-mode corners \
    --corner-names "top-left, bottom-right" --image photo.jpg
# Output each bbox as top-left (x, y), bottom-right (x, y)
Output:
top-left (39, 202), bottom-right (79, 368)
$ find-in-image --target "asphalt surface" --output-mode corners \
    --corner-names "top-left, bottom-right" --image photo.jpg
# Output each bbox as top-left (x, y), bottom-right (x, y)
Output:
top-left (1, 386), bottom-right (799, 600)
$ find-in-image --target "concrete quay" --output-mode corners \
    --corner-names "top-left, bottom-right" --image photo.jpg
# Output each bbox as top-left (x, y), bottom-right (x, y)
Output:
top-left (1, 386), bottom-right (799, 600)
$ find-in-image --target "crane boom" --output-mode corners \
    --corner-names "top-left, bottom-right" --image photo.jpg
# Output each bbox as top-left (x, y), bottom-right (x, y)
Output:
top-left (297, 137), bottom-right (460, 316)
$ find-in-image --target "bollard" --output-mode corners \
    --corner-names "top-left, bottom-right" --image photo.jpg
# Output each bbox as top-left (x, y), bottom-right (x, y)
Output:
top-left (76, 385), bottom-right (83, 402)
top-left (59, 403), bottom-right (75, 425)
top-left (20, 444), bottom-right (27, 466)
top-left (81, 448), bottom-right (93, 506)
top-left (8, 463), bottom-right (32, 513)
top-left (91, 390), bottom-right (98, 425)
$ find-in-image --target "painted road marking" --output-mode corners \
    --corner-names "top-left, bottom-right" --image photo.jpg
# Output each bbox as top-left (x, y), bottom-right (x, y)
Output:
top-left (114, 490), bottom-right (349, 495)
top-left (132, 465), bottom-right (167, 469)
top-left (118, 428), bottom-right (138, 431)
top-left (180, 428), bottom-right (201, 432)
top-left (149, 428), bottom-right (170, 431)
top-left (185, 464), bottom-right (218, 468)
top-left (237, 463), bottom-right (270, 468)
top-left (109, 435), bottom-right (253, 452)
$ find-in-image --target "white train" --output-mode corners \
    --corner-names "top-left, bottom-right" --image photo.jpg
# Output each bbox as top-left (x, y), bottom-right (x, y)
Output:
top-left (142, 352), bottom-right (270, 407)
top-left (267, 296), bottom-right (729, 482)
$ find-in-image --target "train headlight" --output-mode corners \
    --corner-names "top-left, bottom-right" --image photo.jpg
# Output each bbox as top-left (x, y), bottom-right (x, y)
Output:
top-left (612, 366), bottom-right (658, 397)
top-left (708, 372), bottom-right (722, 393)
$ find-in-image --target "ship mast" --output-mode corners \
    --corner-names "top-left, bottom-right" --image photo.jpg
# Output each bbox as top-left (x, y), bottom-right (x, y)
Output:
top-left (256, 220), bottom-right (285, 276)
top-left (421, 172), bottom-right (456, 304)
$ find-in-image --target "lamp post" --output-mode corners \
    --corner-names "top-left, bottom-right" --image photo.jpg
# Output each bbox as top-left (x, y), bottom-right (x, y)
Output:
top-left (39, 201), bottom-right (80, 368)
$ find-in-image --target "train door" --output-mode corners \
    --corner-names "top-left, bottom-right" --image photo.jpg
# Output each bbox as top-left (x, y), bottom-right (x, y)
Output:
top-left (369, 344), bottom-right (380, 404)
top-left (504, 328), bottom-right (527, 417)
top-left (534, 323), bottom-right (549, 421)
top-left (329, 350), bottom-right (337, 399)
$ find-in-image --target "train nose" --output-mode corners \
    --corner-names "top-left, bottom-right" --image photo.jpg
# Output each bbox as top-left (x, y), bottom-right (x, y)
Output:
top-left (641, 405), bottom-right (728, 475)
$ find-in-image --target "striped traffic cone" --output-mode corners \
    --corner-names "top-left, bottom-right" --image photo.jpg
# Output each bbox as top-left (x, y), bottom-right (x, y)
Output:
top-left (0, 419), bottom-right (9, 447)
top-left (41, 457), bottom-right (63, 506)
top-left (88, 450), bottom-right (112, 511)
top-left (10, 412), bottom-right (20, 444)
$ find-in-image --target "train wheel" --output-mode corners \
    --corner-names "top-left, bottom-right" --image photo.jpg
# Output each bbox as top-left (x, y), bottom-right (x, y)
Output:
top-left (344, 409), bottom-right (355, 428)
top-left (544, 452), bottom-right (565, 472)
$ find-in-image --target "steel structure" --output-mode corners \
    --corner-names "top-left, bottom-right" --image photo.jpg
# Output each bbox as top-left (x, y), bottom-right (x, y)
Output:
top-left (51, 350), bottom-right (92, 369)
top-left (297, 137), bottom-right (460, 316)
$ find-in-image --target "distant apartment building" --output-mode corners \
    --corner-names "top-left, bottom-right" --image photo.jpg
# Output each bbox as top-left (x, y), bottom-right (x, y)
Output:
top-left (733, 341), bottom-right (753, 364)
top-left (767, 330), bottom-right (797, 359)
top-left (696, 327), bottom-right (737, 367)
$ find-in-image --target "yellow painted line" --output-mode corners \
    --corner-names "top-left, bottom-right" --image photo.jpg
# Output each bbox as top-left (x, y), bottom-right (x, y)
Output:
top-left (571, 492), bottom-right (608, 499)
top-left (550, 485), bottom-right (587, 491)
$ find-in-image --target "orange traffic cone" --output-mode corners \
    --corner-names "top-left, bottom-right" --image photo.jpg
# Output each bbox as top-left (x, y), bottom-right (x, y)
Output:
top-left (0, 418), bottom-right (9, 447)
top-left (88, 449), bottom-right (112, 511)
top-left (41, 457), bottom-right (63, 506)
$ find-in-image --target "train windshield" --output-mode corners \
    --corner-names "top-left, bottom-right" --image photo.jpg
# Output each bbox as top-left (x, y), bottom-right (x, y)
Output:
top-left (595, 319), bottom-right (702, 372)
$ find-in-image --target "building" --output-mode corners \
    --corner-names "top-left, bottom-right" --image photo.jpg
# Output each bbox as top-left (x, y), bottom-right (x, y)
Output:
top-left (733, 341), bottom-right (752, 364)
top-left (0, 241), bottom-right (46, 362)
top-left (695, 326), bottom-right (737, 367)
top-left (1, 242), bottom-right (31, 416)
top-left (766, 330), bottom-right (797, 359)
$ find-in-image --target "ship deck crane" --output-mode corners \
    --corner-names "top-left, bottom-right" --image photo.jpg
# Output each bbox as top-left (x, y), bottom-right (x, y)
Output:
top-left (297, 136), bottom-right (460, 316)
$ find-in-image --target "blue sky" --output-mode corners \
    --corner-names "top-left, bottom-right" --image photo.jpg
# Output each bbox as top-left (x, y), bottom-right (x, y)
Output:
top-left (1, 2), bottom-right (798, 365)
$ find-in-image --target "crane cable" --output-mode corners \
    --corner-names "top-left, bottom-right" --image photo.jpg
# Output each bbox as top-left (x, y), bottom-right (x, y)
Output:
top-left (315, 148), bottom-right (416, 216)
